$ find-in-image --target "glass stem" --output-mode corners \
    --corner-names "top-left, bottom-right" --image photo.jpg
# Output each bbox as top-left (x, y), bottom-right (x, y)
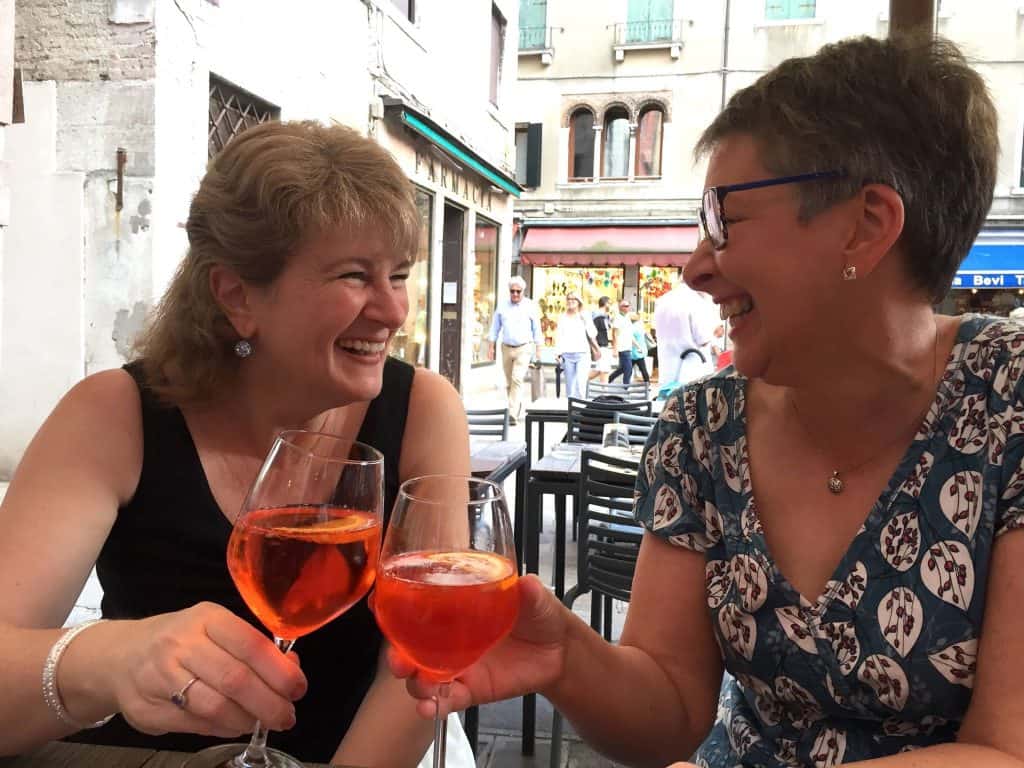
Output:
top-left (236, 637), bottom-right (296, 768)
top-left (432, 682), bottom-right (451, 768)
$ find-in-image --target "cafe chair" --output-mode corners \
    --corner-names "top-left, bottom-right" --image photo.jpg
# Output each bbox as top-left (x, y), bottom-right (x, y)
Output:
top-left (550, 449), bottom-right (644, 768)
top-left (586, 379), bottom-right (651, 402)
top-left (612, 411), bottom-right (659, 445)
top-left (465, 407), bottom-right (510, 442)
top-left (566, 397), bottom-right (653, 445)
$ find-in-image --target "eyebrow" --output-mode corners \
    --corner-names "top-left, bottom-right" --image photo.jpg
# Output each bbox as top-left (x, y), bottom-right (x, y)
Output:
top-left (322, 255), bottom-right (413, 273)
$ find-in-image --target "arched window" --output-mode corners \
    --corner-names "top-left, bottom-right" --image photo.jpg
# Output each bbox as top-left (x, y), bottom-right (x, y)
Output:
top-left (602, 107), bottom-right (630, 179)
top-left (569, 107), bottom-right (595, 180)
top-left (635, 106), bottom-right (664, 177)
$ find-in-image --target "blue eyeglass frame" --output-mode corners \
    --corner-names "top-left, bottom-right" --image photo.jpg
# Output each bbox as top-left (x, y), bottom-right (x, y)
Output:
top-left (699, 170), bottom-right (846, 249)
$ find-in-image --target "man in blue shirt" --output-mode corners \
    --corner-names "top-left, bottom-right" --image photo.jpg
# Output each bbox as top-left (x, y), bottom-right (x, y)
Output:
top-left (487, 276), bottom-right (543, 424)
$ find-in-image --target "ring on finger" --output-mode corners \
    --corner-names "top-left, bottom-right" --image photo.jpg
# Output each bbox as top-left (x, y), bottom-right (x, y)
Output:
top-left (170, 675), bottom-right (200, 710)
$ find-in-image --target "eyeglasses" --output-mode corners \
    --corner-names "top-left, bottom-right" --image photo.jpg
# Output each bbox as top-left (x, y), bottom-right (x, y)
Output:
top-left (509, 289), bottom-right (522, 294)
top-left (698, 170), bottom-right (845, 250)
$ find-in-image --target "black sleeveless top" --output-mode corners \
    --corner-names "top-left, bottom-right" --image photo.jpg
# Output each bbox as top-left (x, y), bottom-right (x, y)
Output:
top-left (68, 357), bottom-right (415, 762)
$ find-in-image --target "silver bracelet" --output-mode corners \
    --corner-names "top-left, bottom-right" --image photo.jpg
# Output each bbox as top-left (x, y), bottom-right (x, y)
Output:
top-left (42, 619), bottom-right (115, 730)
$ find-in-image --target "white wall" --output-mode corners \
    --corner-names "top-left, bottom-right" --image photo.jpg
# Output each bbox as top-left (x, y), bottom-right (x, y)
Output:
top-left (0, 83), bottom-right (86, 477)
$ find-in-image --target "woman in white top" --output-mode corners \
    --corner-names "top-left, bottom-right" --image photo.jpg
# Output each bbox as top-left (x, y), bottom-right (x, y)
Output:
top-left (554, 292), bottom-right (597, 400)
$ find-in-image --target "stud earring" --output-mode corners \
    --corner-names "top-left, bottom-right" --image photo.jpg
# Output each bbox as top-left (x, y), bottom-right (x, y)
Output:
top-left (842, 265), bottom-right (857, 281)
top-left (234, 339), bottom-right (254, 358)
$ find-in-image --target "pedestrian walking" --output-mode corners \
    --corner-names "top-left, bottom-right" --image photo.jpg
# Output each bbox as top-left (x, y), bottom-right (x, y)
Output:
top-left (630, 312), bottom-right (652, 385)
top-left (589, 296), bottom-right (613, 383)
top-left (653, 277), bottom-right (719, 389)
top-left (608, 299), bottom-right (635, 384)
top-left (487, 276), bottom-right (543, 424)
top-left (554, 292), bottom-right (598, 400)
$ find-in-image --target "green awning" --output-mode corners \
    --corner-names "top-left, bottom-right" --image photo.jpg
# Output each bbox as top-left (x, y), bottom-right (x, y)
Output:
top-left (397, 109), bottom-right (522, 198)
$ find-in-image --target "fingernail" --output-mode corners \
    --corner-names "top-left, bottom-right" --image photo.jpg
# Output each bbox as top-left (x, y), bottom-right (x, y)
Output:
top-left (283, 709), bottom-right (297, 730)
top-left (291, 682), bottom-right (307, 700)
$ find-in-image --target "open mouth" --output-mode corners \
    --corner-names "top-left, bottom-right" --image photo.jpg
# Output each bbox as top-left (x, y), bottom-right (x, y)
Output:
top-left (336, 339), bottom-right (387, 357)
top-left (719, 296), bottom-right (754, 322)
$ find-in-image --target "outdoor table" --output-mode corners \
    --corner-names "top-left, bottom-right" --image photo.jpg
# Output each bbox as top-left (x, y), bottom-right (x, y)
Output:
top-left (0, 741), bottom-right (345, 767)
top-left (524, 397), bottom-right (662, 467)
top-left (470, 439), bottom-right (529, 573)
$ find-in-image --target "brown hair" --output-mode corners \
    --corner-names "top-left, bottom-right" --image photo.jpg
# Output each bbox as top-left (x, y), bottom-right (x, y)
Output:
top-left (134, 120), bottom-right (419, 404)
top-left (695, 35), bottom-right (998, 303)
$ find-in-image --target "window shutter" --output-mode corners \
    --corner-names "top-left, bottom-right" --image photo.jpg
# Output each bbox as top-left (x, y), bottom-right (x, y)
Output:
top-left (793, 0), bottom-right (815, 18)
top-left (765, 0), bottom-right (789, 20)
top-left (526, 123), bottom-right (543, 188)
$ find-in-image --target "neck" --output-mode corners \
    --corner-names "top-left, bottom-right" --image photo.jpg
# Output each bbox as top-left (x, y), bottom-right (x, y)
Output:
top-left (783, 303), bottom-right (944, 438)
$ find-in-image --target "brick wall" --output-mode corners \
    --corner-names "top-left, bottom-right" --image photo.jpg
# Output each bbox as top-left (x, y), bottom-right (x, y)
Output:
top-left (14, 0), bottom-right (155, 82)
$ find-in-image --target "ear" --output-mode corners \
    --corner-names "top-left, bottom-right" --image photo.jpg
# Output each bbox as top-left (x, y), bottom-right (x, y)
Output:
top-left (209, 264), bottom-right (258, 339)
top-left (839, 183), bottom-right (905, 279)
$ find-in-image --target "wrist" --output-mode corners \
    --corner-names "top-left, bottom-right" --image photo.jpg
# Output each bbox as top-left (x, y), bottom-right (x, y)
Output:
top-left (56, 619), bottom-right (122, 727)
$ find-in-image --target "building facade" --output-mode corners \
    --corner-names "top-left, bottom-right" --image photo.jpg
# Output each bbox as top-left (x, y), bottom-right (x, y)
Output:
top-left (1, 0), bottom-right (519, 476)
top-left (513, 0), bottom-right (1024, 353)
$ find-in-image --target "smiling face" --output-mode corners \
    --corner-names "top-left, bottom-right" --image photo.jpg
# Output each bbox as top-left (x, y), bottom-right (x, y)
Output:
top-left (244, 225), bottom-right (411, 409)
top-left (684, 134), bottom-right (853, 382)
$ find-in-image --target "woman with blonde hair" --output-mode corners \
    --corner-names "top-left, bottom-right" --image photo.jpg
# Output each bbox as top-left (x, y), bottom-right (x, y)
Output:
top-left (554, 291), bottom-right (598, 400)
top-left (0, 120), bottom-right (468, 767)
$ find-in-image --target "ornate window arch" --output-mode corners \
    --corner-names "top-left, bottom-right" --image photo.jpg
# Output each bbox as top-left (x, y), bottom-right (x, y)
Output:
top-left (568, 106), bottom-right (596, 180)
top-left (602, 105), bottom-right (631, 179)
top-left (635, 103), bottom-right (665, 177)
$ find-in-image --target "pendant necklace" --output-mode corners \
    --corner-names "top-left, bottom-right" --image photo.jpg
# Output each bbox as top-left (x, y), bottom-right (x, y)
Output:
top-left (788, 318), bottom-right (940, 495)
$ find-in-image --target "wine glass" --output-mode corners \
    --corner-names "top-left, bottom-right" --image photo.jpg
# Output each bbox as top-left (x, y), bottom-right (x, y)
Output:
top-left (374, 475), bottom-right (519, 768)
top-left (185, 430), bottom-right (384, 768)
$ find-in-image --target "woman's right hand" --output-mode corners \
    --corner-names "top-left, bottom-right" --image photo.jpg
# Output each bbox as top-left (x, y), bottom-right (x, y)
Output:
top-left (384, 575), bottom-right (571, 718)
top-left (74, 602), bottom-right (306, 738)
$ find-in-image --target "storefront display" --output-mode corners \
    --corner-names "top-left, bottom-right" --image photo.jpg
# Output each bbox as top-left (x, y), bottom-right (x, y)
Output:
top-left (638, 267), bottom-right (677, 328)
top-left (391, 189), bottom-right (432, 367)
top-left (532, 267), bottom-right (624, 349)
top-left (472, 218), bottom-right (500, 364)
top-left (937, 287), bottom-right (1024, 316)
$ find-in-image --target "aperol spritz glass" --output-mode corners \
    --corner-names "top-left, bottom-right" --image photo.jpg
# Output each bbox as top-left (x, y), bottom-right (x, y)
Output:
top-left (374, 475), bottom-right (519, 768)
top-left (184, 430), bottom-right (384, 768)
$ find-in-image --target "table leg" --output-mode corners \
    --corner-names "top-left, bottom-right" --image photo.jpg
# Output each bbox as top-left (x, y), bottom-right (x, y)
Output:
top-left (514, 462), bottom-right (527, 573)
top-left (522, 479), bottom-right (539, 757)
top-left (554, 493), bottom-right (566, 599)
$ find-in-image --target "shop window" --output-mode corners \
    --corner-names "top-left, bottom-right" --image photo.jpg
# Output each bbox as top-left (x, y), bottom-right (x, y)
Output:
top-left (208, 74), bottom-right (280, 159)
top-left (635, 106), bottom-right (664, 178)
top-left (473, 218), bottom-right (500, 364)
top-left (533, 267), bottom-right (624, 350)
top-left (515, 123), bottom-right (543, 188)
top-left (765, 0), bottom-right (815, 20)
top-left (569, 107), bottom-right (595, 181)
top-left (602, 107), bottom-right (630, 179)
top-left (392, 189), bottom-right (432, 367)
top-left (626, 0), bottom-right (674, 43)
top-left (490, 4), bottom-right (506, 106)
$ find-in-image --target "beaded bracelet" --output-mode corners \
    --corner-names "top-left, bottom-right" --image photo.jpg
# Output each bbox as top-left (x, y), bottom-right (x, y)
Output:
top-left (42, 619), bottom-right (115, 730)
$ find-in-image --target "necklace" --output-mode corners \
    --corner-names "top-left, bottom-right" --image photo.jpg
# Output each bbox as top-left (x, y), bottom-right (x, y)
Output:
top-left (788, 317), bottom-right (940, 495)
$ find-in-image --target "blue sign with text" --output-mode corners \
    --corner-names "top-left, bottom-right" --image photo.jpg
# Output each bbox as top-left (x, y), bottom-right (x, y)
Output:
top-left (954, 242), bottom-right (1024, 289)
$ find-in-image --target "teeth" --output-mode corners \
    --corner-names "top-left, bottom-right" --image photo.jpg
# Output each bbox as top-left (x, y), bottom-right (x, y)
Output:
top-left (719, 297), bottom-right (754, 322)
top-left (337, 339), bottom-right (386, 354)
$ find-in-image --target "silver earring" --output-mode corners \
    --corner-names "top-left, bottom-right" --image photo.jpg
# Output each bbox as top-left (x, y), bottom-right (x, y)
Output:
top-left (234, 339), bottom-right (253, 358)
top-left (842, 265), bottom-right (857, 281)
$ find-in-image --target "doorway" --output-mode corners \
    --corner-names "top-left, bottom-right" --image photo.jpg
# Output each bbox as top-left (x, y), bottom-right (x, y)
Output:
top-left (439, 203), bottom-right (465, 388)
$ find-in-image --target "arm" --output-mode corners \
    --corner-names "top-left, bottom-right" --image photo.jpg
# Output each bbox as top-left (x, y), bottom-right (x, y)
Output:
top-left (334, 368), bottom-right (470, 766)
top-left (488, 307), bottom-right (502, 344)
top-left (0, 371), bottom-right (303, 754)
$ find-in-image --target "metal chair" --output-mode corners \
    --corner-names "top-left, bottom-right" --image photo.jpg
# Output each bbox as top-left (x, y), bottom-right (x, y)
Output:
top-left (566, 397), bottom-right (653, 445)
top-left (465, 407), bottom-right (510, 442)
top-left (586, 380), bottom-right (651, 402)
top-left (549, 450), bottom-right (644, 768)
top-left (612, 411), bottom-right (659, 445)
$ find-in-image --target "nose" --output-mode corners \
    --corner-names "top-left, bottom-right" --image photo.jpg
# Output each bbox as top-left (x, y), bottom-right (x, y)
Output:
top-left (364, 277), bottom-right (410, 328)
top-left (683, 235), bottom-right (718, 293)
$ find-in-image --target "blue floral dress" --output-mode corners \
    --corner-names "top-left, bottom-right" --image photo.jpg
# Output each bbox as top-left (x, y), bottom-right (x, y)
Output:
top-left (634, 315), bottom-right (1024, 767)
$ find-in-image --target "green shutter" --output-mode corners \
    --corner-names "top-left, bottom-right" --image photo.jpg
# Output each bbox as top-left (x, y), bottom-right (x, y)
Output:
top-left (793, 0), bottom-right (815, 18)
top-left (765, 0), bottom-right (790, 19)
top-left (519, 0), bottom-right (547, 50)
top-left (627, 0), bottom-right (652, 42)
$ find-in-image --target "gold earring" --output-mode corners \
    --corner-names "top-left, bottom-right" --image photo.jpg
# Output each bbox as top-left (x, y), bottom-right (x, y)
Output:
top-left (842, 265), bottom-right (857, 281)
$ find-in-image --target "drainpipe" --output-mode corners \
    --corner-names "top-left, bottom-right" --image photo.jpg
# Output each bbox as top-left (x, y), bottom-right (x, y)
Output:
top-left (720, 0), bottom-right (731, 111)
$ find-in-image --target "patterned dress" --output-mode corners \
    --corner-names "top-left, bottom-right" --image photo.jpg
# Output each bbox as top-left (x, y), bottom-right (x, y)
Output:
top-left (634, 315), bottom-right (1024, 767)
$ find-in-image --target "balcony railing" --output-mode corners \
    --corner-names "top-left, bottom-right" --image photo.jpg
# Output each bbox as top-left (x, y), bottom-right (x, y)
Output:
top-left (614, 19), bottom-right (683, 45)
top-left (519, 25), bottom-right (553, 51)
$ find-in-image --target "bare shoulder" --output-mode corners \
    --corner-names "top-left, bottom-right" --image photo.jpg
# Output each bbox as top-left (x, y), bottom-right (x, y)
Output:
top-left (400, 368), bottom-right (469, 478)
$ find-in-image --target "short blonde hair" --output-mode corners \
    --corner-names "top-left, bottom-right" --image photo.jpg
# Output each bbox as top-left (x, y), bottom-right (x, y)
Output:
top-left (135, 120), bottom-right (419, 404)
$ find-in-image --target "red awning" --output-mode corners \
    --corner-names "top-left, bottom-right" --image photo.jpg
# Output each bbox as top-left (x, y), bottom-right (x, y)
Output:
top-left (520, 225), bottom-right (698, 267)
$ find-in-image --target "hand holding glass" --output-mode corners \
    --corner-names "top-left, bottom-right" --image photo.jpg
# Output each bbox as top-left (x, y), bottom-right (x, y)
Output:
top-left (184, 430), bottom-right (384, 768)
top-left (375, 475), bottom-right (519, 768)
